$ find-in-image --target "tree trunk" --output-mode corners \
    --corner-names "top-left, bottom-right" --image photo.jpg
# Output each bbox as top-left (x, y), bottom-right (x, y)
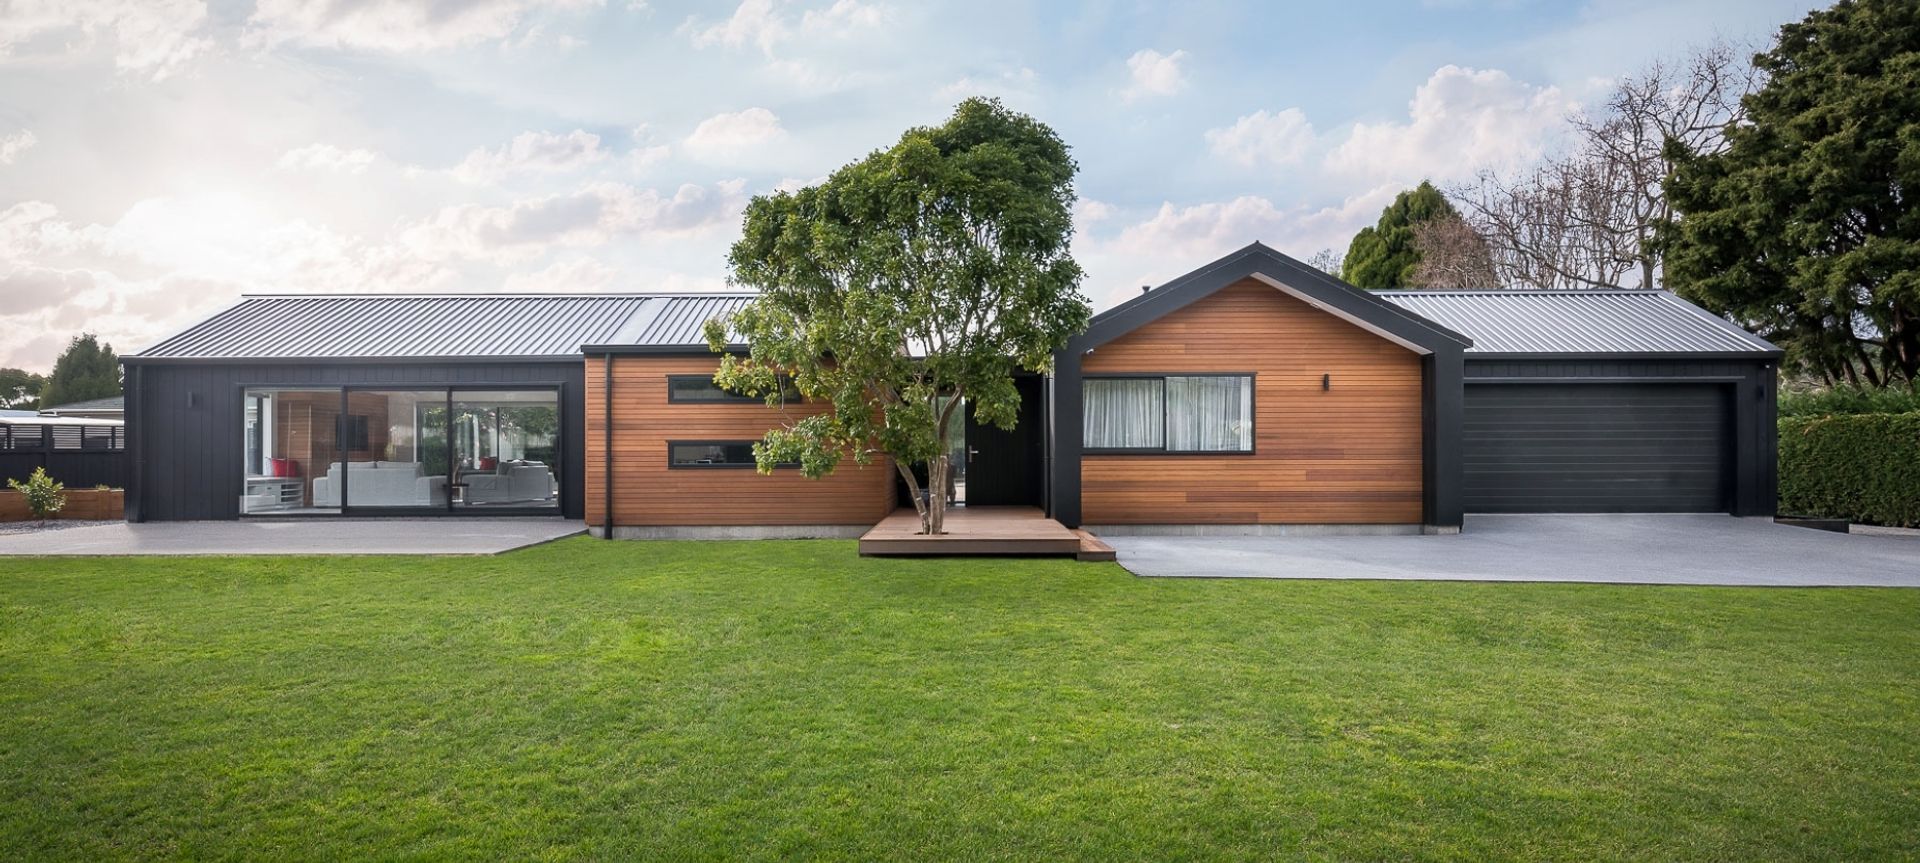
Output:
top-left (894, 459), bottom-right (929, 531)
top-left (925, 453), bottom-right (948, 535)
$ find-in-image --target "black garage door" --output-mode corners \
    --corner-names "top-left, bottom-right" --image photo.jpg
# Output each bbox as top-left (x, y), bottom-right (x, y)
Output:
top-left (1464, 383), bottom-right (1731, 513)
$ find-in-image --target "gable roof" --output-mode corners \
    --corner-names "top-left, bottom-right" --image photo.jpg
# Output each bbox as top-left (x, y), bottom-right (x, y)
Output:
top-left (1376, 290), bottom-right (1781, 357)
top-left (126, 293), bottom-right (754, 363)
top-left (1076, 242), bottom-right (1473, 356)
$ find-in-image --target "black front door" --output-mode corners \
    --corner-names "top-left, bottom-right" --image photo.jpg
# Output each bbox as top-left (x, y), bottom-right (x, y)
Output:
top-left (963, 375), bottom-right (1044, 507)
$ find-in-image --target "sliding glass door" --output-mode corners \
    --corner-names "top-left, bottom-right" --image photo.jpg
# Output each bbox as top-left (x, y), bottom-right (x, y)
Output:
top-left (238, 384), bottom-right (559, 516)
top-left (450, 389), bottom-right (560, 511)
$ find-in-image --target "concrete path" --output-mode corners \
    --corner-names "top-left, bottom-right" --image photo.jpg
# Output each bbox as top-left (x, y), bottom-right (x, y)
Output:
top-left (0, 518), bottom-right (587, 556)
top-left (1108, 514), bottom-right (1920, 586)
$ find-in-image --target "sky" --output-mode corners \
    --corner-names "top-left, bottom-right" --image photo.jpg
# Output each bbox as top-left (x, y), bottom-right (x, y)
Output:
top-left (0, 0), bottom-right (1824, 372)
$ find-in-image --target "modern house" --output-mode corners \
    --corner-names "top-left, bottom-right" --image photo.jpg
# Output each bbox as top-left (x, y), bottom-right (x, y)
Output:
top-left (120, 243), bottom-right (1781, 535)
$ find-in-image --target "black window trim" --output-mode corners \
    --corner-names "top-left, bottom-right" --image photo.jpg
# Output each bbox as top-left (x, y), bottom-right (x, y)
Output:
top-left (1082, 372), bottom-right (1257, 456)
top-left (665, 374), bottom-right (801, 404)
top-left (665, 439), bottom-right (799, 470)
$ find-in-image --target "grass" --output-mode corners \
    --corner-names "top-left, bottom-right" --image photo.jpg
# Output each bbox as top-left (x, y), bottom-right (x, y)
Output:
top-left (2, 539), bottom-right (1917, 860)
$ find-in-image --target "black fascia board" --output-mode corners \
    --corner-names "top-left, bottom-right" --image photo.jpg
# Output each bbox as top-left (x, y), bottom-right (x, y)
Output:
top-left (1072, 242), bottom-right (1474, 356)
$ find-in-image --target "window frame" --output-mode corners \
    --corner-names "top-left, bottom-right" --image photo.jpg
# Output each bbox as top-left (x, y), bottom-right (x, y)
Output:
top-left (665, 439), bottom-right (799, 470)
top-left (664, 374), bottom-right (801, 404)
top-left (1082, 372), bottom-right (1257, 456)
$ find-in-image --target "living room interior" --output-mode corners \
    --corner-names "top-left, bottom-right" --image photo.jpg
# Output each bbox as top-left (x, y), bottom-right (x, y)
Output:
top-left (240, 386), bottom-right (560, 515)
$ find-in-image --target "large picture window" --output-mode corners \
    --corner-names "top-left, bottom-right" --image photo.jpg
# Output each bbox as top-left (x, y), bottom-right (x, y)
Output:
top-left (1084, 375), bottom-right (1253, 453)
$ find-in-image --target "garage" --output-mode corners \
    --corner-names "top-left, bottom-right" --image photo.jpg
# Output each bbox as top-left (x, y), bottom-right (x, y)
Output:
top-left (1379, 290), bottom-right (1781, 517)
top-left (1463, 382), bottom-right (1730, 513)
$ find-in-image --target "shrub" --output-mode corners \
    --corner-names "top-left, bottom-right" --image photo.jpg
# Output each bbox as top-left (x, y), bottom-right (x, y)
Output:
top-left (1778, 412), bottom-right (1920, 527)
top-left (1779, 383), bottom-right (1920, 418)
top-left (7, 466), bottom-right (66, 519)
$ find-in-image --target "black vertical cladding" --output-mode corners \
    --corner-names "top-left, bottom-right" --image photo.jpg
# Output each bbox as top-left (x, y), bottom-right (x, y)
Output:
top-left (126, 360), bottom-right (588, 521)
top-left (1048, 347), bottom-right (1084, 528)
top-left (1462, 357), bottom-right (1777, 516)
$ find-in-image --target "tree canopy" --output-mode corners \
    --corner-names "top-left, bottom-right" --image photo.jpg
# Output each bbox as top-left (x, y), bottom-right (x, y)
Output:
top-left (39, 334), bottom-right (120, 409)
top-left (0, 368), bottom-right (44, 410)
top-left (1663, 0), bottom-right (1920, 386)
top-left (1341, 181), bottom-right (1460, 289)
top-left (708, 98), bottom-right (1090, 534)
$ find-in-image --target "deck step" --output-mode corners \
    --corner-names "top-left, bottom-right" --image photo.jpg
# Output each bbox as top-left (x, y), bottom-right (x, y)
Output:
top-left (1073, 529), bottom-right (1117, 562)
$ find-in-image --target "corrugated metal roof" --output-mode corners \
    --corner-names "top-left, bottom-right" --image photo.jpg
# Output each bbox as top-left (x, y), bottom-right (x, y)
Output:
top-left (598, 294), bottom-right (757, 348)
top-left (1375, 290), bottom-right (1779, 355)
top-left (131, 294), bottom-right (756, 360)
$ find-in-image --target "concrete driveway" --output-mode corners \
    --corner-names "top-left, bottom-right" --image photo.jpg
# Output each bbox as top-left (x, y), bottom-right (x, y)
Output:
top-left (0, 518), bottom-right (587, 556)
top-left (1107, 515), bottom-right (1920, 586)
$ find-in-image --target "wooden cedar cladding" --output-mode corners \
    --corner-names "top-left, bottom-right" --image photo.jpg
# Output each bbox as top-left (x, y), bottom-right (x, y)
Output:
top-left (583, 355), bottom-right (894, 527)
top-left (1080, 278), bottom-right (1424, 524)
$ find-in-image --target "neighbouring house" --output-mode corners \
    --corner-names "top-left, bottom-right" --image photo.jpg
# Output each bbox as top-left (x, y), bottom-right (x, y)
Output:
top-left (38, 395), bottom-right (125, 421)
top-left (119, 243), bottom-right (1781, 533)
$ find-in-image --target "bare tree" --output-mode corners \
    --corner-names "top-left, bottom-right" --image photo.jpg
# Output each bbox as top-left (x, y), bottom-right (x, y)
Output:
top-left (1305, 247), bottom-right (1341, 276)
top-left (1408, 214), bottom-right (1497, 289)
top-left (1455, 40), bottom-right (1761, 290)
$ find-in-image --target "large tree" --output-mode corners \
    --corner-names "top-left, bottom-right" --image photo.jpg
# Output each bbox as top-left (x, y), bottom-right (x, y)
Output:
top-left (0, 368), bottom-right (44, 410)
top-left (38, 334), bottom-right (120, 409)
top-left (1664, 0), bottom-right (1920, 386)
top-left (708, 98), bottom-right (1090, 535)
top-left (1341, 181), bottom-right (1459, 289)
top-left (1458, 40), bottom-right (1758, 291)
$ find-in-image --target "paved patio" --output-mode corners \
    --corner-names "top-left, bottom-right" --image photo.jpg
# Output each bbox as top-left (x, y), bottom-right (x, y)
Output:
top-left (0, 519), bottom-right (587, 556)
top-left (1107, 514), bottom-right (1920, 587)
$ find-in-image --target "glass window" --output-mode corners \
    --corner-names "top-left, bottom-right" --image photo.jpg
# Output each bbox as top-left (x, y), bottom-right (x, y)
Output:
top-left (1084, 375), bottom-right (1253, 453)
top-left (667, 374), bottom-right (799, 403)
top-left (341, 390), bottom-right (450, 509)
top-left (1084, 378), bottom-right (1165, 450)
top-left (668, 441), bottom-right (796, 469)
top-left (1165, 376), bottom-right (1254, 452)
top-left (452, 390), bottom-right (560, 509)
top-left (238, 387), bottom-right (341, 514)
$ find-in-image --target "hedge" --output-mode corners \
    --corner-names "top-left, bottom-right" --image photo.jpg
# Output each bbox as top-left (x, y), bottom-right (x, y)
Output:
top-left (1778, 411), bottom-right (1920, 527)
top-left (1780, 384), bottom-right (1920, 417)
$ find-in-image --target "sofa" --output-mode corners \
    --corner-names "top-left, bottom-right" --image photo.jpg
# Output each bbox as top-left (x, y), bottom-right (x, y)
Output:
top-left (462, 460), bottom-right (557, 505)
top-left (310, 461), bottom-right (449, 507)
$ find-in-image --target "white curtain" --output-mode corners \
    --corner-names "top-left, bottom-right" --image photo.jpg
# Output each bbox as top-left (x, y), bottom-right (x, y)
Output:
top-left (1084, 378), bottom-right (1164, 449)
top-left (1165, 376), bottom-right (1253, 452)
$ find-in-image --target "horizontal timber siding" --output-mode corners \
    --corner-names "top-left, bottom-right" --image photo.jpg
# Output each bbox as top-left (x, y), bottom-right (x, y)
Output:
top-left (585, 356), bottom-right (893, 527)
top-left (1081, 279), bottom-right (1424, 524)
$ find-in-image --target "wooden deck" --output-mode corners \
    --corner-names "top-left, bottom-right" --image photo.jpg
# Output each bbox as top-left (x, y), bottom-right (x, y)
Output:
top-left (859, 506), bottom-right (1111, 560)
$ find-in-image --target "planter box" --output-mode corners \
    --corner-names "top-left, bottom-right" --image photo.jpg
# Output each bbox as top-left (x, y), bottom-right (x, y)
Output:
top-left (0, 488), bottom-right (124, 522)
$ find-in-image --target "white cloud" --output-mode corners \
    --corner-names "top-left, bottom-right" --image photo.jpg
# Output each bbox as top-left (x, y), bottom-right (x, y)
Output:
top-left (501, 256), bottom-right (620, 292)
top-left (1074, 198), bottom-right (1115, 225)
top-left (276, 143), bottom-right (378, 174)
top-left (401, 180), bottom-right (748, 265)
top-left (686, 0), bottom-right (887, 55)
top-left (1076, 187), bottom-right (1399, 308)
top-left (1205, 108), bottom-right (1314, 168)
top-left (1121, 48), bottom-right (1188, 102)
top-left (0, 130), bottom-right (36, 165)
top-left (936, 67), bottom-right (1037, 105)
top-left (1325, 65), bottom-right (1575, 185)
top-left (245, 0), bottom-right (599, 53)
top-left (451, 129), bottom-right (607, 183)
top-left (0, 0), bottom-right (213, 79)
top-left (682, 108), bottom-right (787, 162)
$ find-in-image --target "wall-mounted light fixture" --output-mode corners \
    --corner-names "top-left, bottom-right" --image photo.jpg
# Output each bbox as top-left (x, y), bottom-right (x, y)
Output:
top-left (1322, 373), bottom-right (1331, 391)
top-left (186, 391), bottom-right (199, 408)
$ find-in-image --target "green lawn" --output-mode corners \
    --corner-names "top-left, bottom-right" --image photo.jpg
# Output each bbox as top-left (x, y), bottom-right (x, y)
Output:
top-left (2, 539), bottom-right (1917, 860)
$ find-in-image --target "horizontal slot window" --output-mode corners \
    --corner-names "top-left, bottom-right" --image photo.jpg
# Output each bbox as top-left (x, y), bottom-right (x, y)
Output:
top-left (1084, 375), bottom-right (1253, 454)
top-left (667, 441), bottom-right (796, 469)
top-left (667, 375), bottom-right (800, 403)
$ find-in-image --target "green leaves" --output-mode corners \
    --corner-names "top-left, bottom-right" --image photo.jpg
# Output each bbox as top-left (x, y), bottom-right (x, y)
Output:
top-left (1664, 0), bottom-right (1920, 385)
top-left (714, 98), bottom-right (1091, 510)
top-left (1341, 181), bottom-right (1459, 289)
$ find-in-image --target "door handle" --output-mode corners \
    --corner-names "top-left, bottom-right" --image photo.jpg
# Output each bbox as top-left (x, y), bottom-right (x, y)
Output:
top-left (967, 446), bottom-right (979, 464)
